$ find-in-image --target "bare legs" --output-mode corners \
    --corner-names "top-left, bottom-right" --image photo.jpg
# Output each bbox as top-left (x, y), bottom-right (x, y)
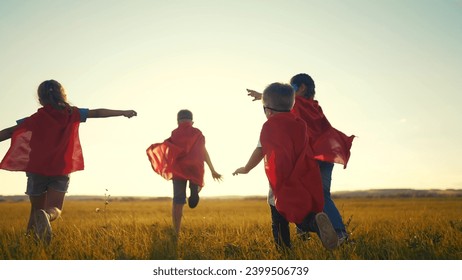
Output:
top-left (27, 189), bottom-right (65, 235)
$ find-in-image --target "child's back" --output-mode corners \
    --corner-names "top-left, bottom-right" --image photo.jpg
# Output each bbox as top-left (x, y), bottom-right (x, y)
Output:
top-left (146, 109), bottom-right (222, 235)
top-left (153, 120), bottom-right (206, 186)
top-left (235, 82), bottom-right (338, 250)
top-left (0, 79), bottom-right (137, 244)
top-left (292, 95), bottom-right (354, 167)
top-left (260, 112), bottom-right (323, 224)
top-left (1, 105), bottom-right (84, 175)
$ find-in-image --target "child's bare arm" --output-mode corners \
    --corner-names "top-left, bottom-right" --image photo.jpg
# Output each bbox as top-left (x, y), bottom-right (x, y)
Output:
top-left (232, 147), bottom-right (263, 175)
top-left (204, 148), bottom-right (223, 181)
top-left (0, 125), bottom-right (17, 142)
top-left (88, 109), bottom-right (137, 119)
top-left (246, 89), bottom-right (262, 101)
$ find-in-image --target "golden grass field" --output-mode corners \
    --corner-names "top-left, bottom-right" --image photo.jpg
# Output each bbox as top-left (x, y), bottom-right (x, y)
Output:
top-left (0, 197), bottom-right (461, 260)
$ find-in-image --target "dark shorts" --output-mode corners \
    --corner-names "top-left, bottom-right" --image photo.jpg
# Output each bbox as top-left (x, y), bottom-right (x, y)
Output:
top-left (172, 178), bottom-right (199, 204)
top-left (26, 173), bottom-right (70, 196)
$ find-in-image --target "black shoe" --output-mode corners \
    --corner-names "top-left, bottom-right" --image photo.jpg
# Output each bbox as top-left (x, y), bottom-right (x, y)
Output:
top-left (296, 226), bottom-right (311, 241)
top-left (297, 212), bottom-right (316, 232)
top-left (188, 185), bottom-right (200, 208)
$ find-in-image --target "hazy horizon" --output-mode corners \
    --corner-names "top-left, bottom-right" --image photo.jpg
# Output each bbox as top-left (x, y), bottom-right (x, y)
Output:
top-left (1, 187), bottom-right (461, 201)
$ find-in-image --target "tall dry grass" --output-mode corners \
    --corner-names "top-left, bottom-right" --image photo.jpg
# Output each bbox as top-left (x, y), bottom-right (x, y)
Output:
top-left (0, 197), bottom-right (461, 260)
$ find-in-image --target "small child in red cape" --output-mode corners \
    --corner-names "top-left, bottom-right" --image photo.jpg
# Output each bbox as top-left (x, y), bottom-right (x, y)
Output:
top-left (0, 79), bottom-right (137, 244)
top-left (233, 82), bottom-right (338, 250)
top-left (247, 73), bottom-right (354, 245)
top-left (146, 109), bottom-right (222, 235)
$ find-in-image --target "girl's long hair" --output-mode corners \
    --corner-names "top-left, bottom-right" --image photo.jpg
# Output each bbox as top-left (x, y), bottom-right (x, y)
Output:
top-left (37, 80), bottom-right (72, 112)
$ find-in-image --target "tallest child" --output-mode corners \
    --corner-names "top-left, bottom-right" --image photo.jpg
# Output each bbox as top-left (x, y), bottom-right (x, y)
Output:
top-left (0, 79), bottom-right (137, 244)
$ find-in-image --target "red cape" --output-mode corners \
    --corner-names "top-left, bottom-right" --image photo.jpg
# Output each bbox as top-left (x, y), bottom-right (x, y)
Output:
top-left (260, 113), bottom-right (324, 224)
top-left (0, 105), bottom-right (84, 176)
top-left (292, 96), bottom-right (354, 168)
top-left (146, 122), bottom-right (206, 186)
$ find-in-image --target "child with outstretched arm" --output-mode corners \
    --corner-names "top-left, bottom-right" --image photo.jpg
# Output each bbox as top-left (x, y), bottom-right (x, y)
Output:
top-left (0, 79), bottom-right (137, 244)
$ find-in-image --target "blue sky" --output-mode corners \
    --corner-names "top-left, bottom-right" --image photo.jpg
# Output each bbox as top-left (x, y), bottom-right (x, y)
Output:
top-left (1, 0), bottom-right (461, 197)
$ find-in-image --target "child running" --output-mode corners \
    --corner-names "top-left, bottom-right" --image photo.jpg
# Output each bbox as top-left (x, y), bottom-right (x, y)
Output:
top-left (146, 109), bottom-right (222, 235)
top-left (247, 73), bottom-right (354, 244)
top-left (233, 82), bottom-right (338, 250)
top-left (0, 79), bottom-right (137, 244)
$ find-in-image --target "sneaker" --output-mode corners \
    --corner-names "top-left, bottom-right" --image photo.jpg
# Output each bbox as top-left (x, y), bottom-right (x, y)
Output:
top-left (34, 209), bottom-right (52, 244)
top-left (188, 185), bottom-right (200, 209)
top-left (315, 212), bottom-right (338, 250)
top-left (48, 207), bottom-right (62, 222)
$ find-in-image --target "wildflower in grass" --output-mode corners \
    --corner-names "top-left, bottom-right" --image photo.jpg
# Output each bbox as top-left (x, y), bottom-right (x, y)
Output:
top-left (104, 189), bottom-right (111, 211)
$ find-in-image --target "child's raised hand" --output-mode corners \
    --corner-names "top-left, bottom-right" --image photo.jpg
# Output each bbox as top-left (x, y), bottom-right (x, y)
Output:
top-left (246, 89), bottom-right (262, 101)
top-left (123, 110), bottom-right (138, 118)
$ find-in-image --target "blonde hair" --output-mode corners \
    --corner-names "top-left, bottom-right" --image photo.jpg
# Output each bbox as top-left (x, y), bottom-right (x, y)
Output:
top-left (262, 82), bottom-right (295, 111)
top-left (37, 80), bottom-right (71, 111)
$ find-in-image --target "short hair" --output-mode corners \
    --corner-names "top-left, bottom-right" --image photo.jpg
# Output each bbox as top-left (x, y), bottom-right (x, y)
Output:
top-left (177, 109), bottom-right (193, 121)
top-left (290, 73), bottom-right (316, 98)
top-left (262, 83), bottom-right (295, 111)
